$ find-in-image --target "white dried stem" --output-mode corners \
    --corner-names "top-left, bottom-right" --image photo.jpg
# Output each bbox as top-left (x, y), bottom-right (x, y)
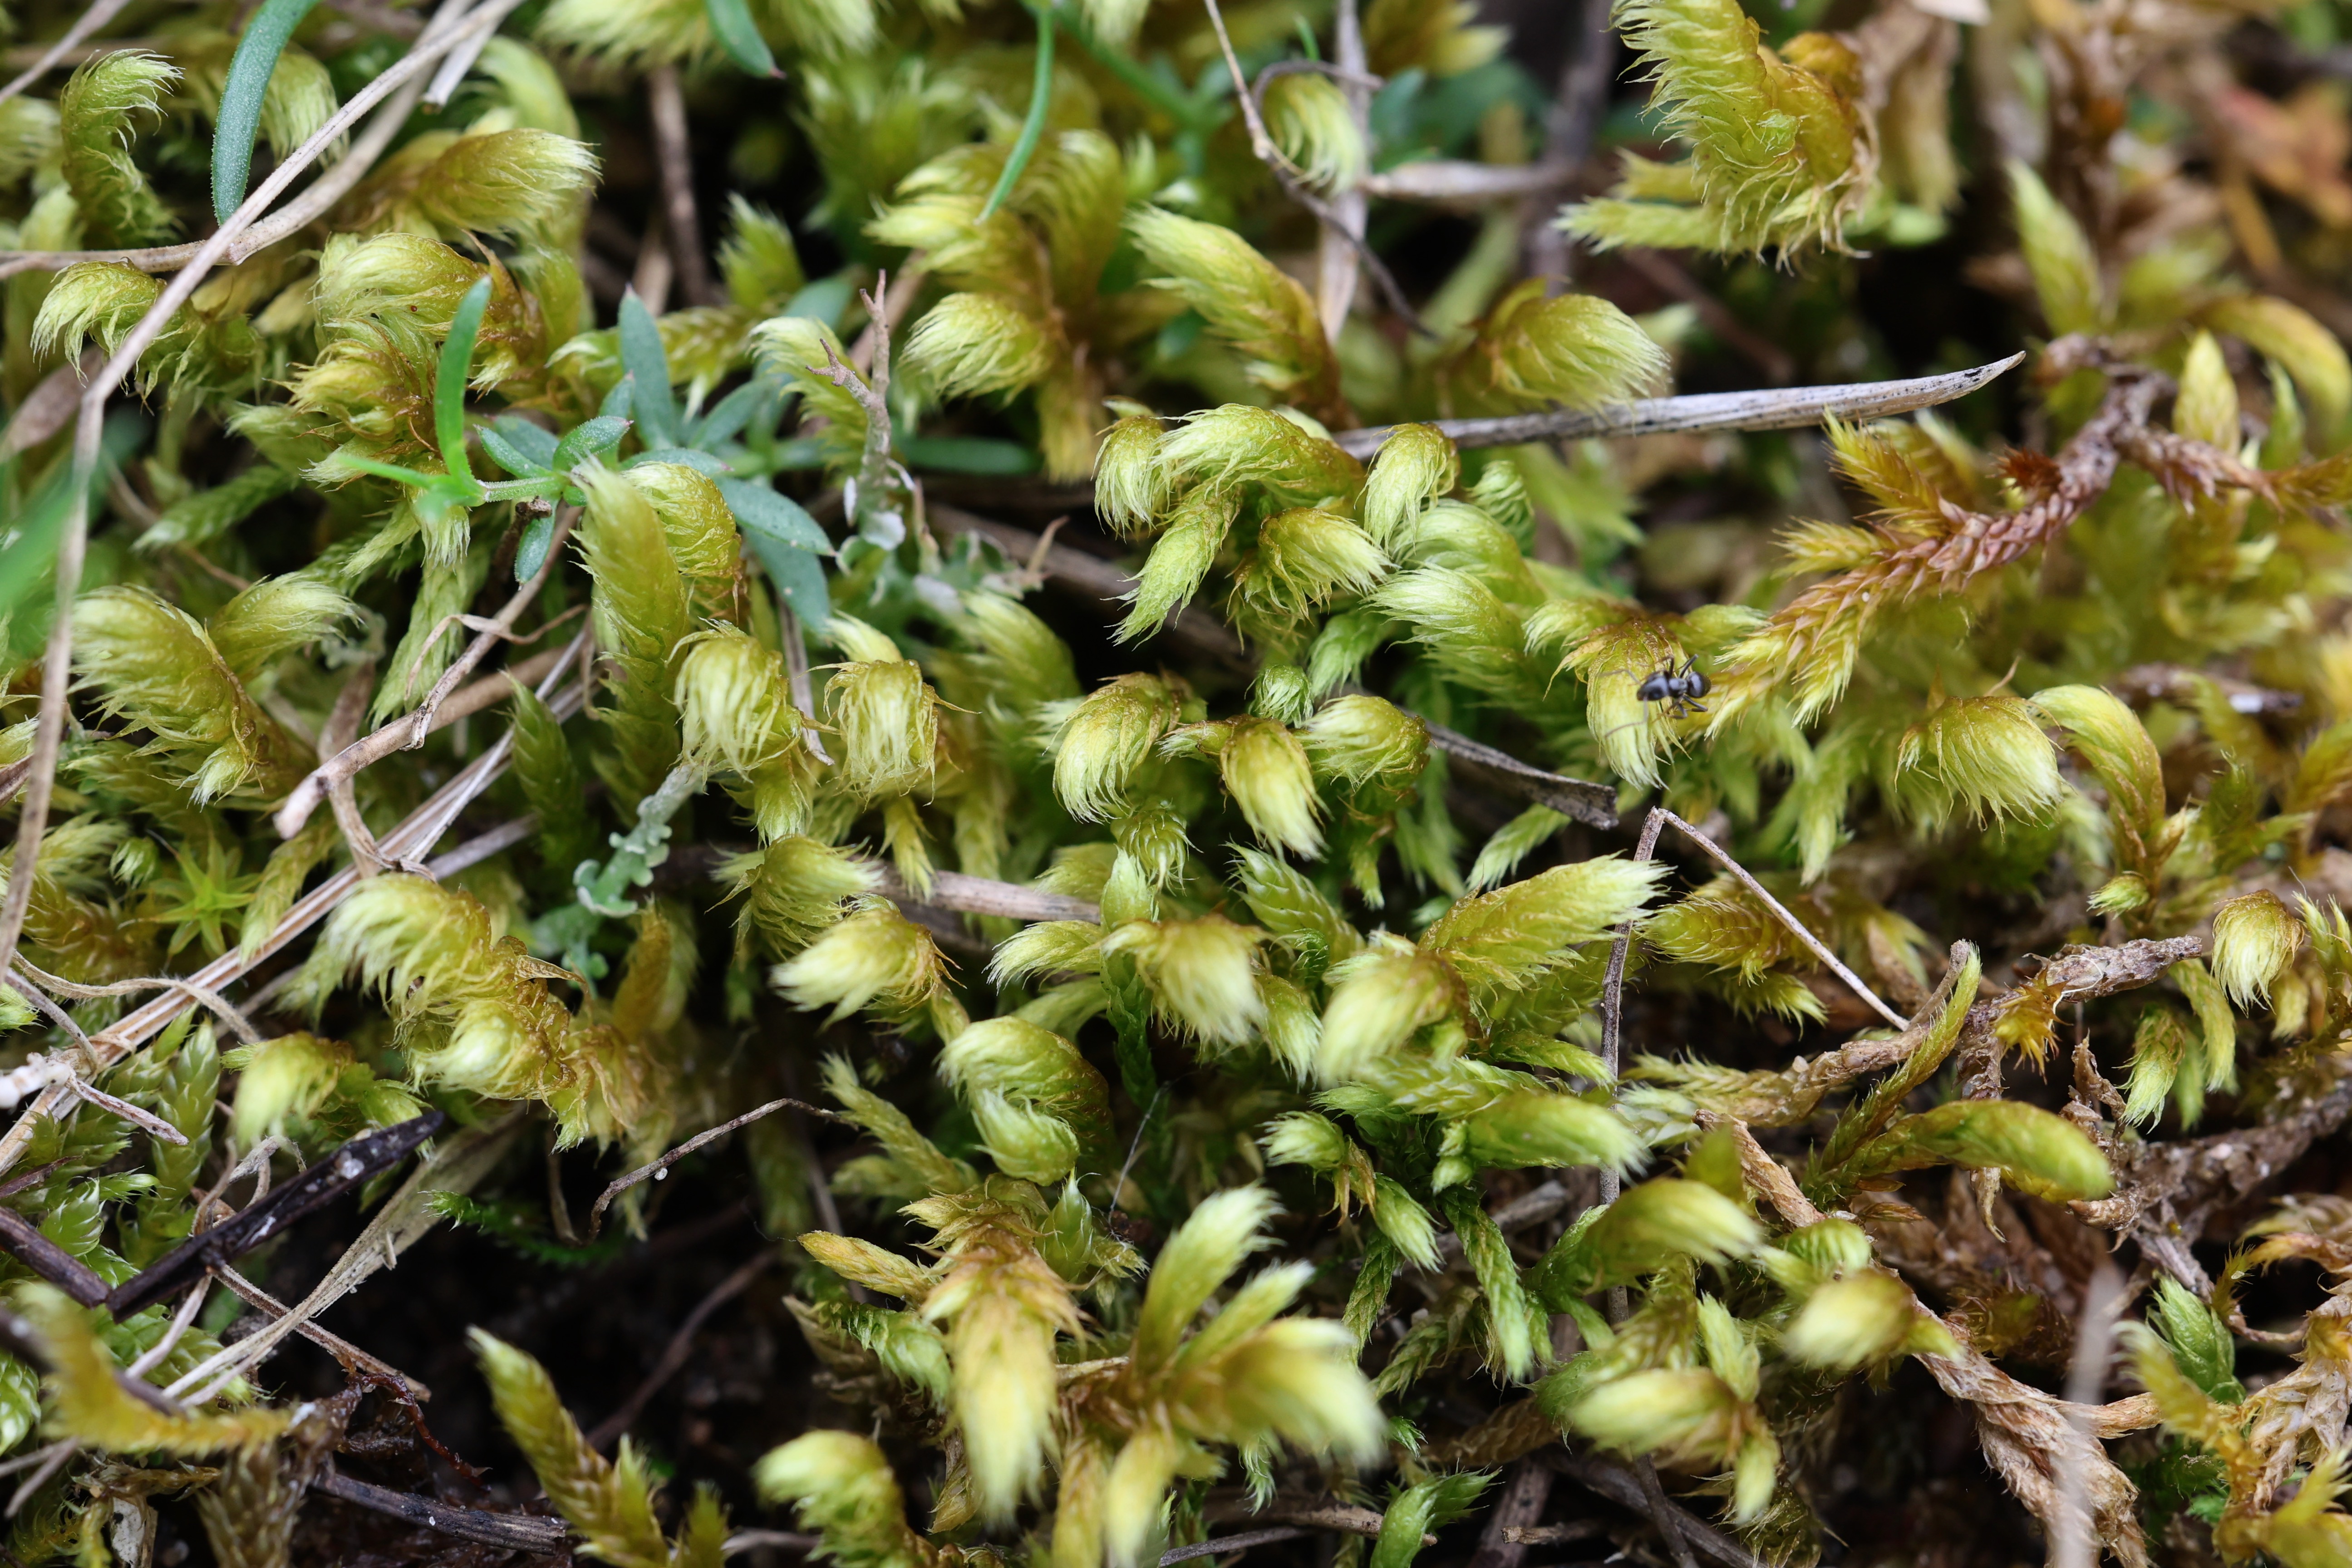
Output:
top-left (0, 0), bottom-right (135, 110)
top-left (1330, 353), bottom-right (2028, 457)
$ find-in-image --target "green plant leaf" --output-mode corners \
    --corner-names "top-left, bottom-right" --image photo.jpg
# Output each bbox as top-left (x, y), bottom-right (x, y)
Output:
top-left (480, 424), bottom-right (553, 479)
top-left (553, 415), bottom-right (631, 469)
top-left (334, 455), bottom-right (444, 487)
top-left (898, 434), bottom-right (1038, 475)
top-left (618, 292), bottom-right (679, 447)
top-left (491, 414), bottom-right (561, 468)
top-left (979, 5), bottom-right (1055, 222)
top-left (748, 534), bottom-right (830, 628)
top-left (690, 379), bottom-right (776, 447)
top-left (779, 276), bottom-right (853, 328)
top-left (210, 0), bottom-right (321, 223)
top-left (437, 275), bottom-right (492, 497)
top-left (514, 512), bottom-right (558, 585)
top-left (703, 0), bottom-right (781, 77)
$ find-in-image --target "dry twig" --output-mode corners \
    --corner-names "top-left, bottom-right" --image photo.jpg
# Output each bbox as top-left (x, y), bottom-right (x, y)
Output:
top-left (583, 1097), bottom-right (846, 1243)
top-left (647, 66), bottom-right (715, 306)
top-left (0, 0), bottom-right (531, 986)
top-left (0, 0), bottom-right (134, 110)
top-left (276, 539), bottom-right (586, 839)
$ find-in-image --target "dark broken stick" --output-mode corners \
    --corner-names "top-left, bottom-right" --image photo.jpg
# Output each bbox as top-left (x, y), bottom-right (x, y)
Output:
top-left (101, 1113), bottom-right (447, 1318)
top-left (314, 1466), bottom-right (571, 1553)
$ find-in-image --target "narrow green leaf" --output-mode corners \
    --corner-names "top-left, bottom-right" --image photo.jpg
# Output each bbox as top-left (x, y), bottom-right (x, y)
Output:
top-left (552, 415), bottom-right (631, 469)
top-left (703, 0), bottom-right (780, 77)
top-left (747, 535), bottom-right (830, 629)
top-left (778, 276), bottom-right (853, 327)
top-left (490, 414), bottom-right (561, 470)
top-left (898, 433), bottom-right (1040, 475)
top-left (690, 379), bottom-right (775, 447)
top-left (617, 292), bottom-right (678, 446)
top-left (437, 275), bottom-right (493, 496)
top-left (718, 477), bottom-right (829, 551)
top-left (479, 425), bottom-right (552, 480)
top-left (600, 373), bottom-right (636, 421)
top-left (979, 6), bottom-right (1055, 222)
top-left (211, 0), bottom-right (321, 223)
top-left (0, 473), bottom-right (78, 627)
top-left (335, 455), bottom-right (444, 487)
top-left (0, 411), bottom-right (143, 651)
top-left (514, 512), bottom-right (557, 585)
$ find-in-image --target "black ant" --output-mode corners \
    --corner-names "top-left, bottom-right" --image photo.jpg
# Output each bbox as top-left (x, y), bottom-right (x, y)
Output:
top-left (1635, 656), bottom-right (1712, 719)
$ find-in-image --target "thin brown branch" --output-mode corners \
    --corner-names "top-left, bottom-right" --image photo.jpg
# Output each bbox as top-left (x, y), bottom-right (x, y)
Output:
top-left (927, 502), bottom-right (1254, 673)
top-left (1, 973), bottom-right (190, 1144)
top-left (1417, 721), bottom-right (1618, 829)
top-left (0, 351), bottom-right (100, 463)
top-left (849, 264), bottom-right (924, 378)
top-left (777, 602), bottom-right (833, 765)
top-left (322, 659), bottom-right (397, 877)
top-left (314, 1467), bottom-right (570, 1553)
top-left (1205, 0), bottom-right (1427, 334)
top-left (1469, 1462), bottom-right (1555, 1568)
top-left (165, 1112), bottom-right (528, 1405)
top-left (12, 958), bottom-right (262, 1044)
top-left (585, 1251), bottom-right (774, 1449)
top-left (208, 1263), bottom-right (434, 1398)
top-left (1635, 1457), bottom-right (1702, 1568)
top-left (1650, 806), bottom-right (1906, 1027)
top-left (1162, 1529), bottom-right (1311, 1566)
top-left (1433, 1178), bottom-right (1577, 1267)
top-left (1529, 0), bottom-right (1613, 281)
top-left (723, 1530), bottom-right (821, 1555)
top-left (419, 0), bottom-right (495, 107)
top-left (1202, 1496), bottom-right (1401, 1540)
top-left (2111, 662), bottom-right (2302, 717)
top-left (584, 1098), bottom-right (846, 1243)
top-left (0, 1207), bottom-right (109, 1305)
top-left (646, 66), bottom-right (716, 307)
top-left (2051, 1262), bottom-right (2126, 1568)
top-left (1702, 1113), bottom-right (1825, 1226)
top-left (1600, 808), bottom-right (1669, 1140)
top-left (123, 1274), bottom-right (211, 1378)
top-left (424, 814), bottom-right (540, 878)
top-left (1314, 4), bottom-right (1372, 339)
top-left (867, 863), bottom-right (1102, 923)
top-left (1503, 1523), bottom-right (1611, 1547)
top-left (0, 675), bottom-right (585, 1184)
top-left (1542, 1452), bottom-right (1765, 1568)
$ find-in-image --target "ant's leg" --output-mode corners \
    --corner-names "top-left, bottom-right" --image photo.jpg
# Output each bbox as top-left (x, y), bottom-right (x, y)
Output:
top-left (1687, 698), bottom-right (1708, 714)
